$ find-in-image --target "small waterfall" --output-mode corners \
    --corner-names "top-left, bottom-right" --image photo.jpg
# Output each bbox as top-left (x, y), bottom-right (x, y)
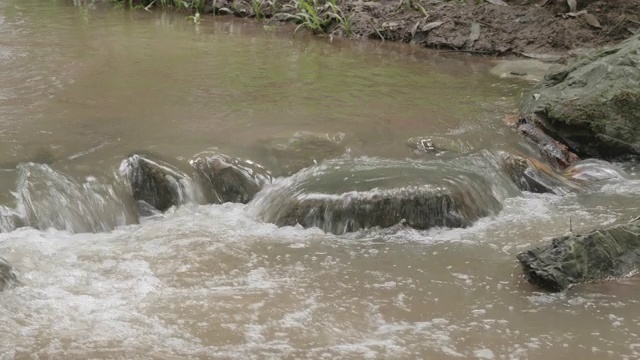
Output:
top-left (248, 154), bottom-right (510, 234)
top-left (13, 163), bottom-right (138, 233)
top-left (0, 205), bottom-right (22, 233)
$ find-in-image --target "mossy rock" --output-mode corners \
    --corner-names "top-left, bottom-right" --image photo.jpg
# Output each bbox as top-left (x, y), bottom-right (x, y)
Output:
top-left (517, 220), bottom-right (640, 292)
top-left (521, 35), bottom-right (640, 159)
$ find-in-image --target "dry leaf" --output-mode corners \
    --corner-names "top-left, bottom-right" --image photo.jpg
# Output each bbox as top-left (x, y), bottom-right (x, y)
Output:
top-left (566, 0), bottom-right (577, 13)
top-left (486, 0), bottom-right (508, 5)
top-left (422, 21), bottom-right (444, 31)
top-left (533, 93), bottom-right (541, 100)
top-left (503, 114), bottom-right (519, 127)
top-left (411, 21), bottom-right (421, 37)
top-left (469, 22), bottom-right (481, 44)
top-left (584, 13), bottom-right (602, 29)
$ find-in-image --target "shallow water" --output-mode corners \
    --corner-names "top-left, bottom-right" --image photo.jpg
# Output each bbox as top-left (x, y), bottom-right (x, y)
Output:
top-left (1, 0), bottom-right (640, 359)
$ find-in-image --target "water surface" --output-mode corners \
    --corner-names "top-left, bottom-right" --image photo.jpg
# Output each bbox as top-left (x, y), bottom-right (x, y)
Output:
top-left (1, 1), bottom-right (640, 359)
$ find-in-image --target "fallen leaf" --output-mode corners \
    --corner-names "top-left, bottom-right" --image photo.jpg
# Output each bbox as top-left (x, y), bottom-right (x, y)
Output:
top-left (411, 21), bottom-right (421, 37)
top-left (421, 21), bottom-right (444, 31)
top-left (503, 114), bottom-right (519, 127)
top-left (584, 13), bottom-right (602, 29)
top-left (566, 10), bottom-right (586, 18)
top-left (486, 0), bottom-right (508, 5)
top-left (533, 93), bottom-right (541, 100)
top-left (468, 22), bottom-right (481, 45)
top-left (566, 0), bottom-right (577, 13)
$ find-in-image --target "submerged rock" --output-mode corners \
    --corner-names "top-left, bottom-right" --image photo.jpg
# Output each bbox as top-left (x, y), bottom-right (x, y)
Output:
top-left (498, 152), bottom-right (582, 195)
top-left (520, 34), bottom-right (640, 159)
top-left (191, 153), bottom-right (271, 204)
top-left (120, 154), bottom-right (202, 212)
top-left (489, 59), bottom-right (562, 82)
top-left (0, 257), bottom-right (19, 292)
top-left (256, 132), bottom-right (347, 176)
top-left (250, 157), bottom-right (504, 235)
top-left (517, 220), bottom-right (640, 292)
top-left (406, 136), bottom-right (469, 156)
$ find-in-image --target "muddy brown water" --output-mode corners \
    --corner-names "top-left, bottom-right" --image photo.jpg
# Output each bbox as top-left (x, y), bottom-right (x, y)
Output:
top-left (2, 1), bottom-right (640, 359)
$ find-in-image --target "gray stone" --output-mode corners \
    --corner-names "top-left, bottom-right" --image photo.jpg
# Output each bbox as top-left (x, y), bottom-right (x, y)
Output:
top-left (520, 34), bottom-right (640, 159)
top-left (191, 153), bottom-right (271, 204)
top-left (120, 154), bottom-right (201, 212)
top-left (517, 219), bottom-right (640, 292)
top-left (251, 157), bottom-right (504, 235)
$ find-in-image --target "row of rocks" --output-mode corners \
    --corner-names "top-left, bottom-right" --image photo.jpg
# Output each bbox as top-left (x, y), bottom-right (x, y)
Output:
top-left (515, 34), bottom-right (640, 292)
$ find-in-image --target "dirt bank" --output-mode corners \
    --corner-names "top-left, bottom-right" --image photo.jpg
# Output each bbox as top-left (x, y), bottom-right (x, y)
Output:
top-left (123, 0), bottom-right (640, 59)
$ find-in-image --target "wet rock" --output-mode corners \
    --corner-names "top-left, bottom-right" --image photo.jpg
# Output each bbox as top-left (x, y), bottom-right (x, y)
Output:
top-left (120, 154), bottom-right (201, 212)
top-left (191, 153), bottom-right (271, 204)
top-left (257, 132), bottom-right (347, 176)
top-left (517, 220), bottom-right (640, 292)
top-left (497, 152), bottom-right (582, 195)
top-left (250, 158), bottom-right (503, 235)
top-left (406, 136), bottom-right (469, 156)
top-left (0, 257), bottom-right (19, 292)
top-left (520, 34), bottom-right (640, 159)
top-left (505, 115), bottom-right (580, 169)
top-left (489, 59), bottom-right (562, 82)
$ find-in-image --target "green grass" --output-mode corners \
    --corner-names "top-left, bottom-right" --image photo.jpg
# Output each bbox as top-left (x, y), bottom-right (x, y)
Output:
top-left (113, 0), bottom-right (352, 37)
top-left (112, 0), bottom-right (206, 12)
top-left (279, 0), bottom-right (352, 36)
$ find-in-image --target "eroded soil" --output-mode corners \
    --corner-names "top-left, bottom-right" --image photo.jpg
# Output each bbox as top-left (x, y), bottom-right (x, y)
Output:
top-left (195, 0), bottom-right (640, 58)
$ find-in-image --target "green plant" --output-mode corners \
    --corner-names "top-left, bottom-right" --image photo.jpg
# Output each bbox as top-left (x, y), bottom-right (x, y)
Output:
top-left (280, 0), bottom-right (351, 36)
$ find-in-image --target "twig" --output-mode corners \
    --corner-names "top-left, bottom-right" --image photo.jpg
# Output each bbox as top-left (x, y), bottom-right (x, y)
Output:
top-left (144, 0), bottom-right (156, 11)
top-left (370, 20), bottom-right (385, 41)
top-left (437, 49), bottom-right (495, 54)
top-left (569, 217), bottom-right (573, 233)
top-left (601, 15), bottom-right (626, 40)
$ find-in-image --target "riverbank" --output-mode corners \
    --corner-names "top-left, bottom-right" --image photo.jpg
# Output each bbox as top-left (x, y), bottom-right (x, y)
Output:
top-left (118, 0), bottom-right (640, 59)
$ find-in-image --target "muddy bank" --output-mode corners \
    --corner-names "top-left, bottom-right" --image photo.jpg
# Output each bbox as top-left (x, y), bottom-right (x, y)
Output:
top-left (121, 0), bottom-right (640, 58)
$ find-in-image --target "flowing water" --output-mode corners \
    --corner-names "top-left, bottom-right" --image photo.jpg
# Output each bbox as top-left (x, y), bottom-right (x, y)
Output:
top-left (1, 0), bottom-right (640, 358)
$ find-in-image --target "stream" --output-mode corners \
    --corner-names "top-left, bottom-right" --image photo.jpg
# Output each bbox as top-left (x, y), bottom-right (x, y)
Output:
top-left (1, 1), bottom-right (640, 359)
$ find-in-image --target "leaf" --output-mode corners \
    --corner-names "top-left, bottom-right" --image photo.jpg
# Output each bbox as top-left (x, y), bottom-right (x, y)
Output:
top-left (486, 0), bottom-right (508, 5)
top-left (411, 21), bottom-right (421, 37)
top-left (566, 0), bottom-right (576, 13)
top-left (584, 13), bottom-right (602, 29)
top-left (469, 22), bottom-right (481, 44)
top-left (422, 21), bottom-right (444, 31)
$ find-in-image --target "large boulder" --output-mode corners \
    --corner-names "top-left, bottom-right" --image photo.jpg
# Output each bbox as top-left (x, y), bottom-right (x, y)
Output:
top-left (517, 219), bottom-right (640, 292)
top-left (520, 34), bottom-right (640, 159)
top-left (0, 257), bottom-right (19, 292)
top-left (191, 153), bottom-right (271, 204)
top-left (249, 156), bottom-right (506, 235)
